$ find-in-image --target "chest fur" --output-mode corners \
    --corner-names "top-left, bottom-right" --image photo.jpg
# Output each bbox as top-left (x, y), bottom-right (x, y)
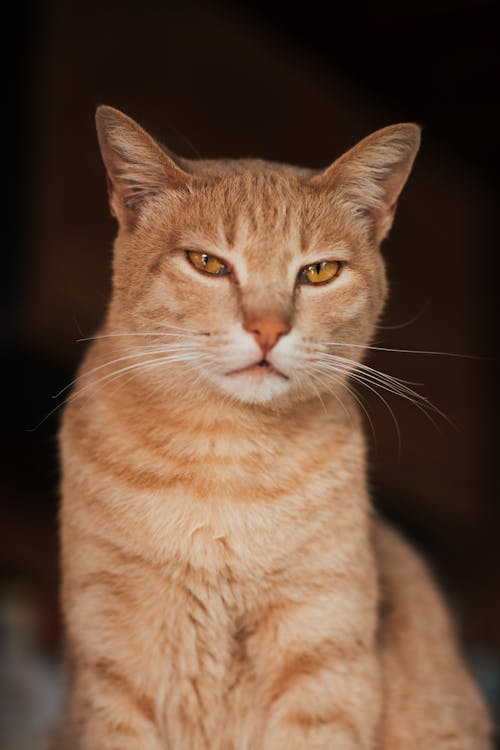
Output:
top-left (61, 391), bottom-right (377, 746)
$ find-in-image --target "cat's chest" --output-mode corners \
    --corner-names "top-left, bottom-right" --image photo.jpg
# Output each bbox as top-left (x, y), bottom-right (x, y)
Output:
top-left (137, 565), bottom-right (268, 748)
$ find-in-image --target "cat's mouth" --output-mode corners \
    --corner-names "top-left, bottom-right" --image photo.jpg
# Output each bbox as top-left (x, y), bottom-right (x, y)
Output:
top-left (226, 359), bottom-right (289, 379)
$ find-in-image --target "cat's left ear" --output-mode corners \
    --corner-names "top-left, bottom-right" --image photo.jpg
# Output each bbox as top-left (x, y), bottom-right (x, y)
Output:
top-left (311, 123), bottom-right (421, 242)
top-left (95, 105), bottom-right (191, 229)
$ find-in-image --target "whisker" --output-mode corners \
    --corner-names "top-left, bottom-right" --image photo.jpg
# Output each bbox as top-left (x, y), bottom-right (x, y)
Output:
top-left (321, 352), bottom-right (422, 388)
top-left (52, 344), bottom-right (203, 399)
top-left (71, 353), bottom-right (213, 426)
top-left (378, 302), bottom-right (430, 330)
top-left (316, 357), bottom-right (429, 411)
top-left (346, 365), bottom-right (446, 435)
top-left (76, 331), bottom-right (198, 343)
top-left (310, 364), bottom-right (377, 444)
top-left (315, 361), bottom-right (401, 452)
top-left (31, 351), bottom-right (207, 432)
top-left (349, 371), bottom-right (402, 456)
top-left (307, 371), bottom-right (328, 415)
top-left (314, 355), bottom-right (452, 431)
top-left (82, 353), bottom-right (205, 393)
top-left (98, 353), bottom-right (212, 397)
top-left (28, 401), bottom-right (69, 432)
top-left (323, 340), bottom-right (483, 359)
top-left (156, 322), bottom-right (206, 334)
top-left (308, 369), bottom-right (351, 423)
top-left (317, 352), bottom-right (431, 401)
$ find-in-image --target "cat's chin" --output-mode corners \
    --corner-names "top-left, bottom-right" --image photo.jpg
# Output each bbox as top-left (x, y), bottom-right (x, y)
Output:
top-left (211, 367), bottom-right (293, 405)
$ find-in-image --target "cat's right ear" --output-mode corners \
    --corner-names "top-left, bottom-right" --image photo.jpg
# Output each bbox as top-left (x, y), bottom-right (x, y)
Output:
top-left (310, 123), bottom-right (421, 243)
top-left (95, 106), bottom-right (191, 229)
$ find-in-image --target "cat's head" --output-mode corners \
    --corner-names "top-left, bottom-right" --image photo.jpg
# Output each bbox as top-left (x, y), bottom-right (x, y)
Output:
top-left (96, 106), bottom-right (419, 408)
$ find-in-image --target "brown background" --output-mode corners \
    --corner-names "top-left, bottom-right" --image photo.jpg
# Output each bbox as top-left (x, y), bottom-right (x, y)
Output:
top-left (4, 0), bottom-right (499, 739)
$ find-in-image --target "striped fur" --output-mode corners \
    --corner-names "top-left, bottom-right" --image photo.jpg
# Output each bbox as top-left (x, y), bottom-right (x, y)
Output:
top-left (53, 107), bottom-right (492, 749)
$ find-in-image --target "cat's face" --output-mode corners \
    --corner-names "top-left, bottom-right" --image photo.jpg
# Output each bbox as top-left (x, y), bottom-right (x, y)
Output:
top-left (97, 108), bottom-right (420, 407)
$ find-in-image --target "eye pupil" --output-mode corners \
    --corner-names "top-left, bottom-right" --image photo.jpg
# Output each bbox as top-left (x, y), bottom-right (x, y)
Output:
top-left (186, 250), bottom-right (230, 276)
top-left (299, 259), bottom-right (341, 285)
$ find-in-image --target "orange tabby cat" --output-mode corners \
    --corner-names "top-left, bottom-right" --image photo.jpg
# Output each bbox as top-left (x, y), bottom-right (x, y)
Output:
top-left (53, 106), bottom-right (492, 749)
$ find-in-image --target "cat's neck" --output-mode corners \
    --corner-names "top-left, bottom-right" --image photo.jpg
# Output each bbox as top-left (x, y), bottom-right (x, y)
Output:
top-left (72, 340), bottom-right (371, 574)
top-left (98, 348), bottom-right (361, 457)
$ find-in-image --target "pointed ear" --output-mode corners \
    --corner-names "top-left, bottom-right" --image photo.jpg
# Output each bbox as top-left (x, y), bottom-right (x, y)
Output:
top-left (95, 105), bottom-right (191, 228)
top-left (310, 124), bottom-right (421, 242)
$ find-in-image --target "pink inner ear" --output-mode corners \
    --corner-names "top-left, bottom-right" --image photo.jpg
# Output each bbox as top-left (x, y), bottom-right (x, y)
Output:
top-left (96, 106), bottom-right (192, 229)
top-left (309, 124), bottom-right (420, 243)
top-left (382, 163), bottom-right (411, 212)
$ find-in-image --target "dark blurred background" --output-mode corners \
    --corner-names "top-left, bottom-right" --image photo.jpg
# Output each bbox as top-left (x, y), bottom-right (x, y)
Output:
top-left (3, 0), bottom-right (499, 746)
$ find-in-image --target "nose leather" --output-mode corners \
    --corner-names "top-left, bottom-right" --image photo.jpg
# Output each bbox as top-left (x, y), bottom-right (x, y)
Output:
top-left (243, 316), bottom-right (291, 355)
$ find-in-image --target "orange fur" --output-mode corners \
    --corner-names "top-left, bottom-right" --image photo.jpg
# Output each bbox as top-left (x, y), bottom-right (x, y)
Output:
top-left (52, 106), bottom-right (492, 749)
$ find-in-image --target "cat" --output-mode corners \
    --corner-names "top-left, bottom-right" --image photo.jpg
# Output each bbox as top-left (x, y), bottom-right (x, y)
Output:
top-left (52, 105), bottom-right (492, 749)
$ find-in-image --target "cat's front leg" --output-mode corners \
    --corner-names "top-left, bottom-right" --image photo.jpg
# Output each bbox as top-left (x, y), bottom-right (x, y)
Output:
top-left (260, 646), bottom-right (382, 750)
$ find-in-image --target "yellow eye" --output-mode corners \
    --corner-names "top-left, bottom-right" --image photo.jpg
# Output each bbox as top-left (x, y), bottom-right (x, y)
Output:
top-left (298, 260), bottom-right (341, 285)
top-left (186, 251), bottom-right (230, 276)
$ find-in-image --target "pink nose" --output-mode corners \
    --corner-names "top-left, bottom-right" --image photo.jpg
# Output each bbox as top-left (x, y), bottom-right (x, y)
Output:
top-left (243, 316), bottom-right (291, 355)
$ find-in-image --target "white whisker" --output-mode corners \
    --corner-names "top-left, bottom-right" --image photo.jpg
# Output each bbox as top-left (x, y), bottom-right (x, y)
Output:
top-left (316, 358), bottom-right (423, 409)
top-left (315, 361), bottom-right (401, 451)
top-left (321, 352), bottom-right (422, 388)
top-left (323, 340), bottom-right (483, 359)
top-left (307, 372), bottom-right (328, 414)
top-left (308, 369), bottom-right (350, 422)
top-left (156, 322), bottom-right (206, 334)
top-left (77, 331), bottom-right (200, 343)
top-left (82, 353), bottom-right (205, 393)
top-left (313, 353), bottom-right (453, 433)
top-left (317, 352), bottom-right (429, 402)
top-left (32, 349), bottom-right (208, 432)
top-left (310, 363), bottom-right (377, 444)
top-left (378, 302), bottom-right (430, 330)
top-left (322, 360), bottom-right (426, 406)
top-left (52, 344), bottom-right (203, 399)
